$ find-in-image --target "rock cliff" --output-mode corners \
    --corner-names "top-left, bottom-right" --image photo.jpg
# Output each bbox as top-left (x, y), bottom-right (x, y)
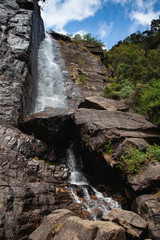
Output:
top-left (50, 31), bottom-right (108, 99)
top-left (0, 0), bottom-right (44, 126)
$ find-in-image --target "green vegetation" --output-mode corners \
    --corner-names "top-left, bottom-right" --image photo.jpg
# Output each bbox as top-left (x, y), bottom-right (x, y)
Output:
top-left (103, 140), bottom-right (113, 154)
top-left (78, 58), bottom-right (85, 66)
top-left (79, 73), bottom-right (87, 84)
top-left (71, 33), bottom-right (105, 47)
top-left (104, 18), bottom-right (160, 125)
top-left (118, 144), bottom-right (160, 178)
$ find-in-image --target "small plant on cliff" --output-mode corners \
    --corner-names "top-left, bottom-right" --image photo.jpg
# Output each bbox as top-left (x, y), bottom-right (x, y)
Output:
top-left (79, 74), bottom-right (87, 84)
top-left (103, 140), bottom-right (113, 154)
top-left (78, 58), bottom-right (85, 66)
top-left (118, 144), bottom-right (160, 178)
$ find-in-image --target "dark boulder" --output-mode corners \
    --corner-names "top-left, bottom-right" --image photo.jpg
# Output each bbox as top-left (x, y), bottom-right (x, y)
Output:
top-left (19, 108), bottom-right (74, 144)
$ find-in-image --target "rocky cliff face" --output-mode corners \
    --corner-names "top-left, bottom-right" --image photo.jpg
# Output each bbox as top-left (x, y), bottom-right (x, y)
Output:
top-left (50, 31), bottom-right (108, 99)
top-left (0, 0), bottom-right (44, 126)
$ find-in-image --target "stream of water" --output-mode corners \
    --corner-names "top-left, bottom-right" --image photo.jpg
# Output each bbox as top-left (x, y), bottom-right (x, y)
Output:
top-left (66, 145), bottom-right (121, 220)
top-left (34, 33), bottom-right (68, 113)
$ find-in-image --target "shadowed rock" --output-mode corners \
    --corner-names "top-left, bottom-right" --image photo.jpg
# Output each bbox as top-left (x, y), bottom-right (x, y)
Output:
top-left (19, 108), bottom-right (74, 143)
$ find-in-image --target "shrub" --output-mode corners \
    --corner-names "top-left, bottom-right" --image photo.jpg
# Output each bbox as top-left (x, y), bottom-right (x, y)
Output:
top-left (118, 144), bottom-right (160, 178)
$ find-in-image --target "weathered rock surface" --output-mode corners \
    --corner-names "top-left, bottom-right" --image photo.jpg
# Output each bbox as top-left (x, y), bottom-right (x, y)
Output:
top-left (79, 96), bottom-right (129, 111)
top-left (0, 125), bottom-right (49, 159)
top-left (0, 125), bottom-right (75, 240)
top-left (102, 208), bottom-right (147, 239)
top-left (72, 108), bottom-right (160, 181)
top-left (52, 32), bottom-right (108, 98)
top-left (0, 126), bottom-right (56, 240)
top-left (133, 194), bottom-right (160, 240)
top-left (128, 161), bottom-right (160, 192)
top-left (73, 109), bottom-right (159, 152)
top-left (29, 209), bottom-right (126, 240)
top-left (0, 0), bottom-right (44, 126)
top-left (19, 108), bottom-right (74, 143)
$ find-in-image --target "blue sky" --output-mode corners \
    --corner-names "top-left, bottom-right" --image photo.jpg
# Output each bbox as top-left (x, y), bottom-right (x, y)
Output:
top-left (40, 0), bottom-right (160, 49)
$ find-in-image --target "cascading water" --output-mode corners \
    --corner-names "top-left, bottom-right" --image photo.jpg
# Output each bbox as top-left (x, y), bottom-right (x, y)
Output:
top-left (35, 32), bottom-right (121, 220)
top-left (66, 145), bottom-right (121, 220)
top-left (34, 33), bottom-right (68, 113)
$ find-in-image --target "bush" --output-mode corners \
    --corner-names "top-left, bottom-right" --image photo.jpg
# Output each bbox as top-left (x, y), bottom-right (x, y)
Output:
top-left (118, 144), bottom-right (160, 178)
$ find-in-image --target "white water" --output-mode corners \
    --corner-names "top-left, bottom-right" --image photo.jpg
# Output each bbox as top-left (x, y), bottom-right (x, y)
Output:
top-left (34, 33), bottom-right (67, 113)
top-left (67, 146), bottom-right (121, 220)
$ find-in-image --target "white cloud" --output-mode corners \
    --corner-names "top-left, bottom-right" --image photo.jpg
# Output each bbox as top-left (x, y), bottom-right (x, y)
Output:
top-left (131, 11), bottom-right (160, 26)
top-left (41, 0), bottom-right (102, 32)
top-left (98, 22), bottom-right (113, 39)
top-left (129, 0), bottom-right (160, 31)
top-left (73, 30), bottom-right (87, 36)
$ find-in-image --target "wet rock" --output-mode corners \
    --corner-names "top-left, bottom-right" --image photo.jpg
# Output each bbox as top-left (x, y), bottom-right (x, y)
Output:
top-left (29, 209), bottom-right (126, 240)
top-left (133, 194), bottom-right (160, 240)
top-left (79, 96), bottom-right (129, 112)
top-left (0, 0), bottom-right (44, 125)
top-left (19, 108), bottom-right (74, 143)
top-left (102, 208), bottom-right (147, 239)
top-left (128, 161), bottom-right (160, 192)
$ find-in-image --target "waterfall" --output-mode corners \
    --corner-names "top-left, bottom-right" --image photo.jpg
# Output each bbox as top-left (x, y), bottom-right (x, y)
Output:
top-left (66, 146), bottom-right (121, 220)
top-left (34, 33), bottom-right (68, 113)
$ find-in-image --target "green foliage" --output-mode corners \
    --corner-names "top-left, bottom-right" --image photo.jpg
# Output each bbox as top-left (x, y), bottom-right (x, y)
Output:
top-left (104, 17), bottom-right (160, 125)
top-left (118, 144), bottom-right (160, 178)
top-left (135, 80), bottom-right (160, 125)
top-left (79, 74), bottom-right (87, 84)
top-left (103, 140), bottom-right (113, 154)
top-left (71, 33), bottom-right (105, 47)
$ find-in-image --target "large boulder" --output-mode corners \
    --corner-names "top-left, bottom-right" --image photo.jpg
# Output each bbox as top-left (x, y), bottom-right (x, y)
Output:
top-left (128, 161), bottom-right (160, 192)
top-left (132, 194), bottom-right (160, 240)
top-left (72, 108), bottom-right (160, 179)
top-left (29, 209), bottom-right (126, 240)
top-left (19, 108), bottom-right (74, 143)
top-left (102, 208), bottom-right (147, 239)
top-left (79, 96), bottom-right (129, 112)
